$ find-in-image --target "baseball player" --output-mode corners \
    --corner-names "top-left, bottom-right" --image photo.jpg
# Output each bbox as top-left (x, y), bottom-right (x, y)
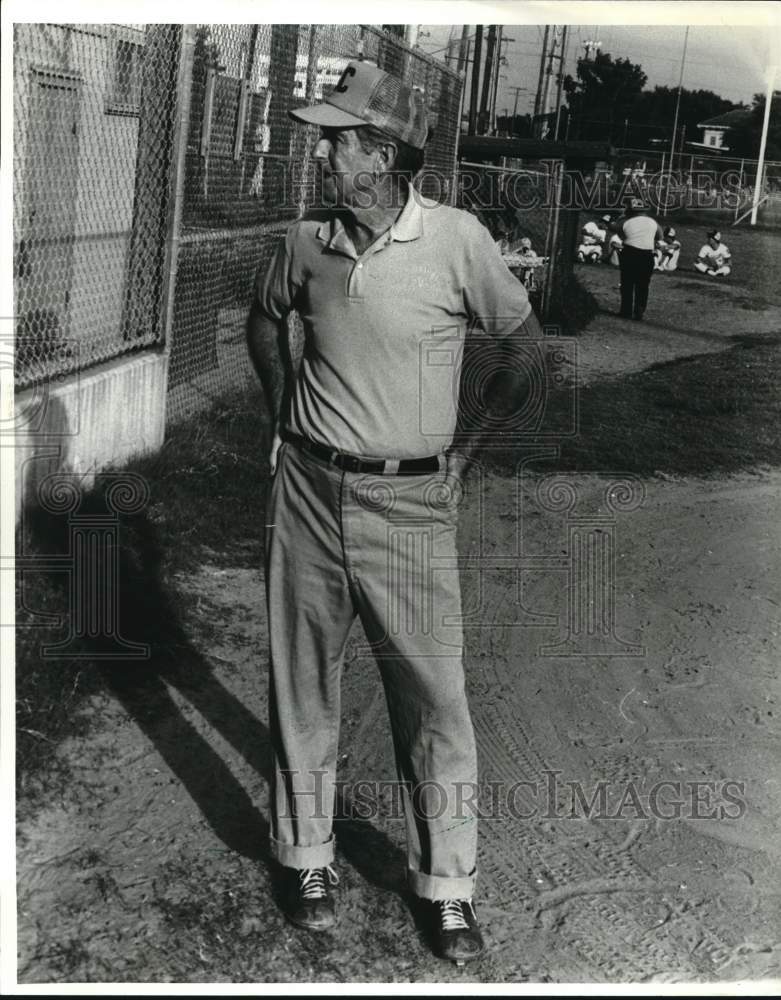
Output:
top-left (694, 230), bottom-right (732, 276)
top-left (607, 232), bottom-right (623, 267)
top-left (246, 59), bottom-right (540, 965)
top-left (612, 197), bottom-right (664, 320)
top-left (576, 213), bottom-right (611, 263)
top-left (654, 226), bottom-right (681, 272)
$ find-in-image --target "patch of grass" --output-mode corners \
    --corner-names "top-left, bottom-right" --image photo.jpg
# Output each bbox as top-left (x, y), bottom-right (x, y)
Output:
top-left (15, 564), bottom-right (103, 800)
top-left (491, 335), bottom-right (781, 477)
top-left (661, 220), bottom-right (781, 304)
top-left (132, 387), bottom-right (270, 573)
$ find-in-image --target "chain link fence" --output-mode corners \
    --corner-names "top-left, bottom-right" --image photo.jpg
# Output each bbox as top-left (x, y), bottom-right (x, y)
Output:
top-left (166, 23), bottom-right (464, 423)
top-left (614, 147), bottom-right (781, 225)
top-left (13, 22), bottom-right (463, 414)
top-left (456, 160), bottom-right (581, 323)
top-left (13, 24), bottom-right (183, 388)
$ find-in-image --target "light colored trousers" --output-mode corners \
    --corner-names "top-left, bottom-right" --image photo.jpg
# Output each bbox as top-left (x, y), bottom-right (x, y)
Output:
top-left (264, 440), bottom-right (478, 900)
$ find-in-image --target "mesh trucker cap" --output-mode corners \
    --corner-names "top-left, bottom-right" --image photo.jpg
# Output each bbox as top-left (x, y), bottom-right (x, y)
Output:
top-left (288, 60), bottom-right (429, 150)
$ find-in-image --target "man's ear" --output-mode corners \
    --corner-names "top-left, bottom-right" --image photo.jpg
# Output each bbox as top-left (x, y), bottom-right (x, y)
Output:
top-left (376, 139), bottom-right (399, 174)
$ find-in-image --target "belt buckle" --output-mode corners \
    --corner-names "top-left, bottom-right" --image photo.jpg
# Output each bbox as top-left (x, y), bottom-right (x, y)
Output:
top-left (340, 454), bottom-right (364, 473)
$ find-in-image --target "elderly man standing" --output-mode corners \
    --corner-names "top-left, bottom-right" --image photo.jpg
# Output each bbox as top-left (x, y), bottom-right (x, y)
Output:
top-left (247, 59), bottom-right (540, 965)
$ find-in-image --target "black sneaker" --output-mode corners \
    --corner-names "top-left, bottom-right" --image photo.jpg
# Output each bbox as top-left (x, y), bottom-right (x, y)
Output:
top-left (283, 866), bottom-right (338, 931)
top-left (433, 898), bottom-right (485, 965)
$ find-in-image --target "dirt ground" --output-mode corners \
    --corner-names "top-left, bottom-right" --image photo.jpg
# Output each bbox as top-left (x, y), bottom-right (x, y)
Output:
top-left (16, 252), bottom-right (781, 985)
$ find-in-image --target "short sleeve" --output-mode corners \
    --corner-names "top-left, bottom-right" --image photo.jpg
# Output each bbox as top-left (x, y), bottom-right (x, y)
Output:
top-left (254, 225), bottom-right (298, 320)
top-left (461, 216), bottom-right (532, 337)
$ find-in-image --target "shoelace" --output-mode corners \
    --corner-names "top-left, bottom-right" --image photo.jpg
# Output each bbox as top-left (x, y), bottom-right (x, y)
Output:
top-left (439, 899), bottom-right (471, 931)
top-left (298, 866), bottom-right (339, 900)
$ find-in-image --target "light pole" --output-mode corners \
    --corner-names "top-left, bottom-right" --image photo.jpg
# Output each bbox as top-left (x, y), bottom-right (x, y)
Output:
top-left (584, 39), bottom-right (602, 60)
top-left (664, 25), bottom-right (689, 216)
top-left (751, 65), bottom-right (777, 225)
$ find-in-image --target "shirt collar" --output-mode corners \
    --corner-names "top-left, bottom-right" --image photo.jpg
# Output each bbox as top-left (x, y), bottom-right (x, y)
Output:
top-left (315, 183), bottom-right (424, 253)
top-left (389, 184), bottom-right (424, 242)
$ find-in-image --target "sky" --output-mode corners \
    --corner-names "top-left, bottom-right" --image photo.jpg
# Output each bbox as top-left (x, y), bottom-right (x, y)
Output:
top-left (415, 23), bottom-right (775, 119)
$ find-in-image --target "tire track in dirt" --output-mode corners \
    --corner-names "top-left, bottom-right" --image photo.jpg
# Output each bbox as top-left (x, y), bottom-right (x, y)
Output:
top-left (475, 670), bottom-right (732, 981)
top-left (470, 696), bottom-right (707, 981)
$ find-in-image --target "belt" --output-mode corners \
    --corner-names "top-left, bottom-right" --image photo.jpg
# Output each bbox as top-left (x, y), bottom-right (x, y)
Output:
top-left (280, 429), bottom-right (443, 476)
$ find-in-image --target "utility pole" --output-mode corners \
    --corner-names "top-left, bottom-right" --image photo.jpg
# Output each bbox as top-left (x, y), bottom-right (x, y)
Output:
top-left (456, 24), bottom-right (470, 75)
top-left (479, 25), bottom-right (496, 134)
top-left (541, 28), bottom-right (557, 118)
top-left (491, 28), bottom-right (515, 133)
top-left (533, 25), bottom-right (550, 118)
top-left (445, 25), bottom-right (456, 68)
top-left (509, 85), bottom-right (525, 136)
top-left (539, 25), bottom-right (567, 137)
top-left (468, 25), bottom-right (483, 134)
top-left (404, 25), bottom-right (420, 49)
top-left (553, 25), bottom-right (569, 141)
top-left (489, 26), bottom-right (503, 133)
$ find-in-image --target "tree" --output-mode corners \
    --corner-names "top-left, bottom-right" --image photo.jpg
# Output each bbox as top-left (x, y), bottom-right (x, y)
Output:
top-left (564, 51), bottom-right (647, 142)
top-left (624, 86), bottom-right (735, 149)
top-left (728, 90), bottom-right (781, 161)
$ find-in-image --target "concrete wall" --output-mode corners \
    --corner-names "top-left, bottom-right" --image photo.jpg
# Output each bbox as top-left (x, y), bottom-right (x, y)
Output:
top-left (15, 350), bottom-right (168, 520)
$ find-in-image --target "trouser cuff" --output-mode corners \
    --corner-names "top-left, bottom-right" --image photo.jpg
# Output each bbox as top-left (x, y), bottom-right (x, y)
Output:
top-left (407, 867), bottom-right (477, 901)
top-left (270, 833), bottom-right (335, 870)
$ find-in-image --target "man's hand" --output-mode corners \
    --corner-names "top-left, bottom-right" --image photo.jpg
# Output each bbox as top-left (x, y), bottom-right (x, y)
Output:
top-left (270, 428), bottom-right (282, 476)
top-left (433, 449), bottom-right (469, 513)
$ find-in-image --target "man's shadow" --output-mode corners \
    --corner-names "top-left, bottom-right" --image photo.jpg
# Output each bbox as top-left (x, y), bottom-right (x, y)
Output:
top-left (23, 490), bottom-right (408, 895)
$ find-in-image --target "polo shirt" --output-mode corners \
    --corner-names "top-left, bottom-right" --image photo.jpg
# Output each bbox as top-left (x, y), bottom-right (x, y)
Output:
top-left (256, 189), bottom-right (532, 459)
top-left (620, 215), bottom-right (662, 251)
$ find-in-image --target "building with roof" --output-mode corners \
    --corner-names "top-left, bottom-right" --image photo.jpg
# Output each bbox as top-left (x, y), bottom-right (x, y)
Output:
top-left (689, 107), bottom-right (751, 153)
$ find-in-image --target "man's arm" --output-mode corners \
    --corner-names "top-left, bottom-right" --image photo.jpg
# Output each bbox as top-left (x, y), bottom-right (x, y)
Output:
top-left (247, 301), bottom-right (287, 425)
top-left (445, 307), bottom-right (544, 494)
top-left (246, 301), bottom-right (302, 470)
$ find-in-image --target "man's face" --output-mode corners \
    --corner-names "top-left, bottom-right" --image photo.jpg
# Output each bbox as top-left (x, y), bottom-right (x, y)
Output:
top-left (708, 235), bottom-right (720, 249)
top-left (313, 127), bottom-right (380, 209)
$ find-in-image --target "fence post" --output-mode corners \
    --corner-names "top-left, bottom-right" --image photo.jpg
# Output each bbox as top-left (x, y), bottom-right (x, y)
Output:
top-left (735, 158), bottom-right (745, 223)
top-left (542, 160), bottom-right (564, 320)
top-left (450, 71), bottom-right (466, 207)
top-left (161, 26), bottom-right (195, 358)
top-left (296, 24), bottom-right (320, 217)
top-left (121, 25), bottom-right (186, 346)
top-left (264, 24), bottom-right (299, 211)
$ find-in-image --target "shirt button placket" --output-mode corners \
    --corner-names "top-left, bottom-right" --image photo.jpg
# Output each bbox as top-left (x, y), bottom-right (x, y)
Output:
top-left (350, 259), bottom-right (365, 298)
